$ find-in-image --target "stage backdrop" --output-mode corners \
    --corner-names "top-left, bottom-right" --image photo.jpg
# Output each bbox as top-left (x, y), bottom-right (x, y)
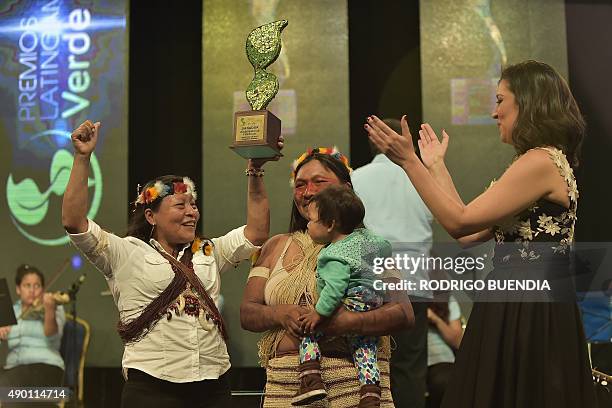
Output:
top-left (203, 0), bottom-right (350, 366)
top-left (0, 0), bottom-right (128, 366)
top-left (420, 0), bottom-right (569, 241)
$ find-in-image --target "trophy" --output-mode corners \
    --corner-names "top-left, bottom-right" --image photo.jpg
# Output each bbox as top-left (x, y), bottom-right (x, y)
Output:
top-left (230, 20), bottom-right (288, 159)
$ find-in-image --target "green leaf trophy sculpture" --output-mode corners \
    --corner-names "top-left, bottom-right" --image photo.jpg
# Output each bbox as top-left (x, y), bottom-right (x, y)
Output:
top-left (230, 19), bottom-right (288, 159)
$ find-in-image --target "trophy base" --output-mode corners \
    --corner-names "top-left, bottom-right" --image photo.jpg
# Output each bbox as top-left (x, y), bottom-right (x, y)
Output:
top-left (229, 144), bottom-right (283, 159)
top-left (231, 110), bottom-right (282, 159)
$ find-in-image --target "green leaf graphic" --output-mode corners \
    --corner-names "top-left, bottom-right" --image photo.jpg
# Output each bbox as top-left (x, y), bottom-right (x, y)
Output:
top-left (6, 175), bottom-right (49, 226)
top-left (49, 149), bottom-right (74, 196)
top-left (7, 128), bottom-right (104, 246)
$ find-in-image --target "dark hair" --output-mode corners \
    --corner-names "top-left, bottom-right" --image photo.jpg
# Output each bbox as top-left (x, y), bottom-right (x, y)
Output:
top-left (501, 60), bottom-right (585, 167)
top-left (311, 185), bottom-right (365, 234)
top-left (368, 118), bottom-right (421, 159)
top-left (289, 153), bottom-right (352, 232)
top-left (127, 175), bottom-right (187, 241)
top-left (15, 264), bottom-right (45, 287)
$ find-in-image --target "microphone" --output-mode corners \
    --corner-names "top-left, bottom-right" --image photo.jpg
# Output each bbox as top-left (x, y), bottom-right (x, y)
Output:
top-left (68, 274), bottom-right (87, 299)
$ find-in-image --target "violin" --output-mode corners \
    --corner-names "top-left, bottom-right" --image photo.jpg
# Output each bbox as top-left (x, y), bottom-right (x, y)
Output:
top-left (19, 291), bottom-right (71, 320)
top-left (18, 259), bottom-right (74, 321)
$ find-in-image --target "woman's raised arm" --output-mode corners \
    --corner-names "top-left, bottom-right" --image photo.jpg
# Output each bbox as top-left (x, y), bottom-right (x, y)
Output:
top-left (418, 123), bottom-right (493, 245)
top-left (366, 116), bottom-right (560, 239)
top-left (243, 138), bottom-right (284, 246)
top-left (62, 120), bottom-right (99, 234)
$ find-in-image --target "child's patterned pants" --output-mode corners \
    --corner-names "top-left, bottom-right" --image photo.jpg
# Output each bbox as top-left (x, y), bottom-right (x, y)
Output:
top-left (299, 286), bottom-right (382, 385)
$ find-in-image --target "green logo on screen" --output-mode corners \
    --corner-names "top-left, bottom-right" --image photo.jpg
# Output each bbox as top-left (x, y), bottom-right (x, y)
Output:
top-left (6, 130), bottom-right (103, 246)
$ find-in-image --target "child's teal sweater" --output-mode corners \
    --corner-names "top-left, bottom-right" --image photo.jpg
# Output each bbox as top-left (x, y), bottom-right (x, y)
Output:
top-left (315, 228), bottom-right (392, 316)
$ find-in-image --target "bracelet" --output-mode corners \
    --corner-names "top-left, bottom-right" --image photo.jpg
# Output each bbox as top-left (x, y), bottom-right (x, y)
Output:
top-left (245, 167), bottom-right (265, 177)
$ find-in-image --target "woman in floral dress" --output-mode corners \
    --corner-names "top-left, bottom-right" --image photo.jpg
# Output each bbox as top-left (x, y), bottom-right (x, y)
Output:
top-left (364, 60), bottom-right (597, 407)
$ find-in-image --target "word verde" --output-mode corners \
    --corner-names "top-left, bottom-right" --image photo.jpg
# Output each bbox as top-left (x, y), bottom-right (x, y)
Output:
top-left (18, 7), bottom-right (93, 122)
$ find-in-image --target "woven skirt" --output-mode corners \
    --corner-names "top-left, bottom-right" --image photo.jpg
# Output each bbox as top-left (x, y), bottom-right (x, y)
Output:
top-left (263, 352), bottom-right (394, 407)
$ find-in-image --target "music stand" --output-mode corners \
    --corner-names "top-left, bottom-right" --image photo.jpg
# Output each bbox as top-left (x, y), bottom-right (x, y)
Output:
top-left (0, 278), bottom-right (17, 326)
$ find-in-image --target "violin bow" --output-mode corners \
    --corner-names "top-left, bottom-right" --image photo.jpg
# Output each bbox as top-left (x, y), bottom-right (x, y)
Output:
top-left (45, 258), bottom-right (71, 291)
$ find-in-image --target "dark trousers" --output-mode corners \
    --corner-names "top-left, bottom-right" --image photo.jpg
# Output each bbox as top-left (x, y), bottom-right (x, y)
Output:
top-left (391, 301), bottom-right (428, 408)
top-left (0, 363), bottom-right (64, 408)
top-left (121, 369), bottom-right (232, 408)
top-left (426, 363), bottom-right (454, 408)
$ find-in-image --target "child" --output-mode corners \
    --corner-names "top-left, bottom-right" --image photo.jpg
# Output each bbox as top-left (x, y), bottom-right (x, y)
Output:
top-left (292, 185), bottom-right (392, 408)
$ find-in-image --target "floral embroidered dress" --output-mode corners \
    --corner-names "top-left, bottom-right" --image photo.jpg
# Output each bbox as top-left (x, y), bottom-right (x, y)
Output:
top-left (441, 148), bottom-right (597, 408)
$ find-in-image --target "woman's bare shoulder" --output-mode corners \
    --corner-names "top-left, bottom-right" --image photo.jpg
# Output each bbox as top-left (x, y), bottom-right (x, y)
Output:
top-left (501, 148), bottom-right (561, 183)
top-left (256, 233), bottom-right (292, 267)
top-left (264, 233), bottom-right (292, 251)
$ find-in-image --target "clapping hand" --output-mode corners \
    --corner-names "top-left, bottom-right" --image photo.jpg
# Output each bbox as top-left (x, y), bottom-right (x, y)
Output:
top-left (364, 115), bottom-right (417, 167)
top-left (418, 124), bottom-right (449, 169)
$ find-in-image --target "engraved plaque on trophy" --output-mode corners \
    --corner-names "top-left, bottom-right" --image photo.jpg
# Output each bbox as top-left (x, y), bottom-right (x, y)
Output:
top-left (230, 20), bottom-right (288, 159)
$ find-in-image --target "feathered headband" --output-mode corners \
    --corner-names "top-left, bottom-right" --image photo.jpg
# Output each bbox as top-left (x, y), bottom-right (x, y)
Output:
top-left (290, 146), bottom-right (352, 186)
top-left (134, 177), bottom-right (197, 207)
